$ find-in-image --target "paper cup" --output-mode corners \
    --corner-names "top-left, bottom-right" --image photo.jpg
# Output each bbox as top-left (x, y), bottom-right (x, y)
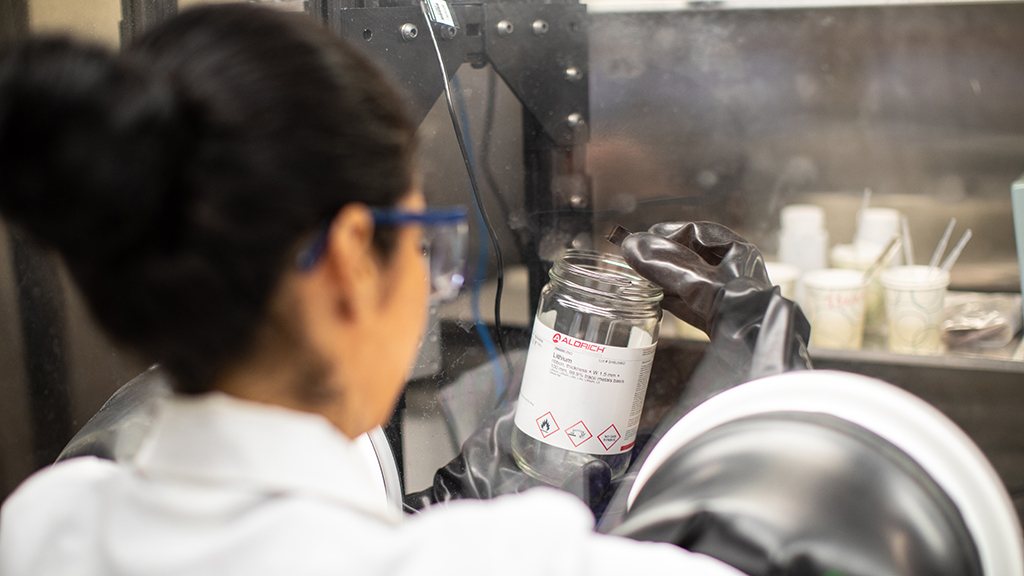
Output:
top-left (802, 269), bottom-right (867, 350)
top-left (831, 243), bottom-right (889, 337)
top-left (879, 266), bottom-right (950, 355)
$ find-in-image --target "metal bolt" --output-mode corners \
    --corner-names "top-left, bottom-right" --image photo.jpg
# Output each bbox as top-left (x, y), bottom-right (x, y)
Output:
top-left (532, 19), bottom-right (549, 35)
top-left (400, 23), bottom-right (418, 41)
top-left (567, 113), bottom-right (584, 128)
top-left (496, 20), bottom-right (513, 36)
top-left (569, 195), bottom-right (585, 209)
top-left (565, 67), bottom-right (582, 82)
top-left (440, 24), bottom-right (457, 40)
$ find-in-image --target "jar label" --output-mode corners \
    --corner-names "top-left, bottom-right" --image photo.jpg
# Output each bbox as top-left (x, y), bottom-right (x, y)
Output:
top-left (514, 320), bottom-right (656, 455)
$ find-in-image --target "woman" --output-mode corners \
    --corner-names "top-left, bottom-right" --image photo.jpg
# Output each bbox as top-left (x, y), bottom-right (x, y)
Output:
top-left (0, 5), bottom-right (742, 575)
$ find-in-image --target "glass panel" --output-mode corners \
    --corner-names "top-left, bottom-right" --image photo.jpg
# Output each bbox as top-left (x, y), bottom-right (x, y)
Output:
top-left (2, 0), bottom-right (1023, 516)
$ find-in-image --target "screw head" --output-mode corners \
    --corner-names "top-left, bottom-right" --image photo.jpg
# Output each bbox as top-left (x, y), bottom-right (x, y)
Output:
top-left (440, 24), bottom-right (457, 40)
top-left (496, 20), bottom-right (513, 36)
top-left (400, 23), bottom-right (418, 41)
top-left (569, 195), bottom-right (586, 209)
top-left (565, 67), bottom-right (582, 82)
top-left (532, 20), bottom-right (549, 35)
top-left (567, 113), bottom-right (584, 128)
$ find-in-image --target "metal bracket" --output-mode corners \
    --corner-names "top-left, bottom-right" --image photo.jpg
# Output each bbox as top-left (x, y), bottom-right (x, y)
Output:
top-left (328, 2), bottom-right (591, 313)
top-left (330, 2), bottom-right (587, 147)
top-left (331, 5), bottom-right (467, 125)
top-left (482, 3), bottom-right (588, 147)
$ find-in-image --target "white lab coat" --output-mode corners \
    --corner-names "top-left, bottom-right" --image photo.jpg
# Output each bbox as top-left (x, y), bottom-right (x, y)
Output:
top-left (0, 392), bottom-right (743, 576)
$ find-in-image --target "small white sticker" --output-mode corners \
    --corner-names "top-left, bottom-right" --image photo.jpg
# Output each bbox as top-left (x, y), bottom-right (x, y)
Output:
top-left (425, 0), bottom-right (455, 28)
top-left (514, 320), bottom-right (656, 455)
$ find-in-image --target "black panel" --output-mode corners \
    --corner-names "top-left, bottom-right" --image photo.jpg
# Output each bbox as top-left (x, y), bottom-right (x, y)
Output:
top-left (0, 0), bottom-right (28, 44)
top-left (8, 230), bottom-right (72, 468)
top-left (120, 0), bottom-right (178, 45)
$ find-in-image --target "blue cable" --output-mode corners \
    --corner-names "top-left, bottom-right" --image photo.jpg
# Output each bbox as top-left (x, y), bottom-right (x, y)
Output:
top-left (451, 74), bottom-right (506, 399)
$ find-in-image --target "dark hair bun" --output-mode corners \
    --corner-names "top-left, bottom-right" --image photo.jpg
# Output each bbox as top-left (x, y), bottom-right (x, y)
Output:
top-left (0, 6), bottom-right (417, 393)
top-left (0, 38), bottom-right (189, 261)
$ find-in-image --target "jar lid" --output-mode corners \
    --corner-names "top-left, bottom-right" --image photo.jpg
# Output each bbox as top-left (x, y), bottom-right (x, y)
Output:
top-left (550, 250), bottom-right (663, 303)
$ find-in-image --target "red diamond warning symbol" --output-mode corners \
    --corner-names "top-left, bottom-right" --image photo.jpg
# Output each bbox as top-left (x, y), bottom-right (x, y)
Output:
top-left (536, 412), bottom-right (559, 438)
top-left (565, 421), bottom-right (592, 447)
top-left (598, 424), bottom-right (620, 450)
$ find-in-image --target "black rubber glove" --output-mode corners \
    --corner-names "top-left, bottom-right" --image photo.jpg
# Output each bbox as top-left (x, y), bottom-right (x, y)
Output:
top-left (620, 221), bottom-right (770, 335)
top-left (597, 221), bottom-right (812, 532)
top-left (403, 401), bottom-right (532, 511)
top-left (619, 221), bottom-right (811, 409)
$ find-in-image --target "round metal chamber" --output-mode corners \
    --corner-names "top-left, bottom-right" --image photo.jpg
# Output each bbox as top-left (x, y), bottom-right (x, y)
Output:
top-left (357, 425), bottom-right (403, 512)
top-left (620, 370), bottom-right (1023, 576)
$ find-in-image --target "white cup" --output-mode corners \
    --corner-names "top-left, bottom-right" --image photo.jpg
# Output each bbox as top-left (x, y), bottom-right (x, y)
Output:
top-left (764, 262), bottom-right (801, 301)
top-left (802, 269), bottom-right (867, 350)
top-left (831, 243), bottom-right (889, 337)
top-left (879, 265), bottom-right (950, 355)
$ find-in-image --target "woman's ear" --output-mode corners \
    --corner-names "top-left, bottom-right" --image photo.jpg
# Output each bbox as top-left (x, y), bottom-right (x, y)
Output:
top-left (321, 203), bottom-right (379, 321)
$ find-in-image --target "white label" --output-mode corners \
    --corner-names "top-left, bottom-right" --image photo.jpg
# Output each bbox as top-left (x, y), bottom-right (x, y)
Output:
top-left (425, 0), bottom-right (456, 27)
top-left (514, 320), bottom-right (656, 455)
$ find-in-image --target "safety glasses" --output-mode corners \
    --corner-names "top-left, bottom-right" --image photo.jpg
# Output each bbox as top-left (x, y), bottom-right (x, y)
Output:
top-left (296, 206), bottom-right (469, 303)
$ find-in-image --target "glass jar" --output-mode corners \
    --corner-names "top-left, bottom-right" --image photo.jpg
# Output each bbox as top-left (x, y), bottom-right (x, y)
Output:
top-left (512, 250), bottom-right (663, 489)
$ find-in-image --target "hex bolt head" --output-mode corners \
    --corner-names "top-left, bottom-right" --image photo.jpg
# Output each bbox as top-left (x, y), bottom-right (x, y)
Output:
top-left (567, 113), bottom-right (584, 128)
top-left (400, 23), bottom-right (418, 41)
top-left (496, 20), bottom-right (514, 36)
top-left (532, 20), bottom-right (549, 35)
top-left (565, 67), bottom-right (582, 82)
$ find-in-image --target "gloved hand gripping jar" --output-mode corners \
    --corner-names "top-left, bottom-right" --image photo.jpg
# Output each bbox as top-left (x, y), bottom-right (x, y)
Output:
top-left (512, 250), bottom-right (663, 486)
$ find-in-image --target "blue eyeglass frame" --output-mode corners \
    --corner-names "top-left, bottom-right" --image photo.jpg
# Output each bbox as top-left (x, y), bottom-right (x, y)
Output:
top-left (295, 206), bottom-right (469, 271)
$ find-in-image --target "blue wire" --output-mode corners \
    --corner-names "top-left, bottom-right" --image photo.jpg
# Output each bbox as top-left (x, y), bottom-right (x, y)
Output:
top-left (451, 74), bottom-right (506, 399)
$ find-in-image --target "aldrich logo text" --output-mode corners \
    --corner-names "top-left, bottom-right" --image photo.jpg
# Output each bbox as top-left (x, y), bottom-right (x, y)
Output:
top-left (552, 333), bottom-right (606, 353)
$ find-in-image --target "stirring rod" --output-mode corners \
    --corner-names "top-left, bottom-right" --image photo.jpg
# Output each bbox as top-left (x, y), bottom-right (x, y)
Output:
top-left (901, 216), bottom-right (914, 266)
top-left (862, 236), bottom-right (902, 285)
top-left (940, 229), bottom-right (972, 272)
top-left (928, 217), bottom-right (957, 270)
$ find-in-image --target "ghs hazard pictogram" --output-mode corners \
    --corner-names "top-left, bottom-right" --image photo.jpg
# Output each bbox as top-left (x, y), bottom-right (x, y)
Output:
top-left (565, 421), bottom-right (592, 447)
top-left (536, 412), bottom-right (559, 438)
top-left (598, 424), bottom-right (620, 450)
